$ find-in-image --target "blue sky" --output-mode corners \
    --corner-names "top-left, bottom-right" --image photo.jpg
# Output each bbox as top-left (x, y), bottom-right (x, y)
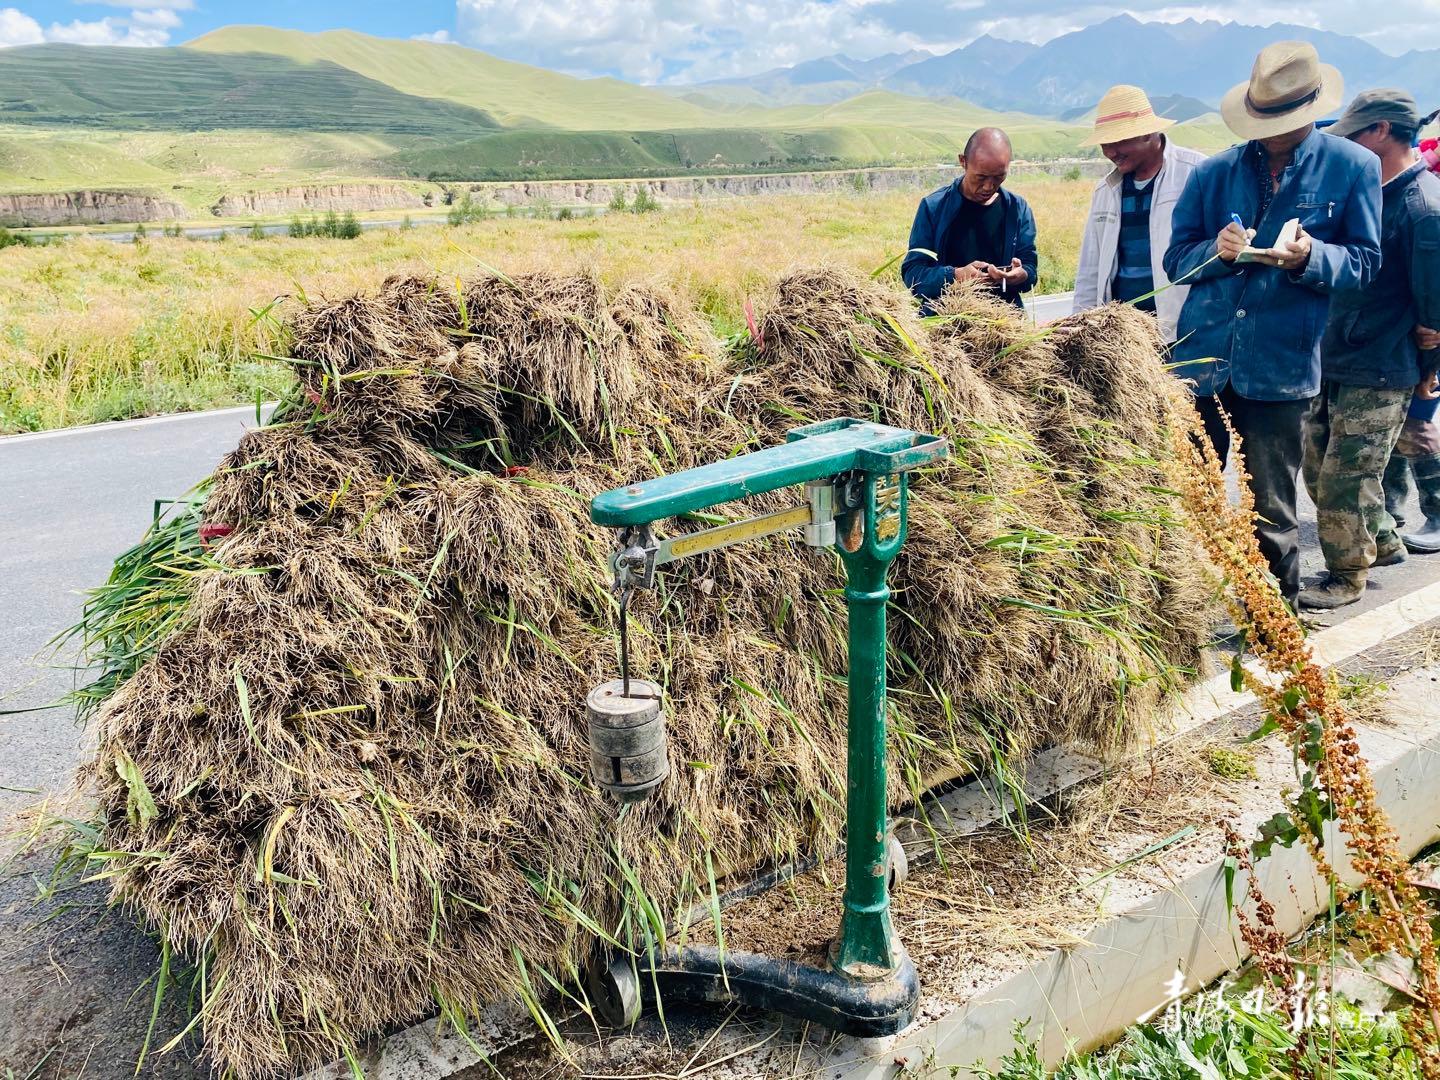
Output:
top-left (1, 1), bottom-right (1436, 82)
top-left (1, 2), bottom-right (458, 44)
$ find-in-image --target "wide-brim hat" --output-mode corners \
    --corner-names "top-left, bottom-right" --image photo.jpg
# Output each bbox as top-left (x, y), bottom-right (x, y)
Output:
top-left (1080, 85), bottom-right (1175, 147)
top-left (1220, 40), bottom-right (1344, 140)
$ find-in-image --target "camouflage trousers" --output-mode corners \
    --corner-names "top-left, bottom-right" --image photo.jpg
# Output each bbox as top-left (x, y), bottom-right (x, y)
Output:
top-left (1385, 413), bottom-right (1440, 523)
top-left (1302, 382), bottom-right (1411, 580)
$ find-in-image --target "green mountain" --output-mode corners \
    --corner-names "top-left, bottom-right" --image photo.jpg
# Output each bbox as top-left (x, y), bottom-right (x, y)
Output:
top-left (186, 26), bottom-right (721, 131)
top-left (0, 42), bottom-right (499, 134)
top-left (392, 125), bottom-right (971, 182)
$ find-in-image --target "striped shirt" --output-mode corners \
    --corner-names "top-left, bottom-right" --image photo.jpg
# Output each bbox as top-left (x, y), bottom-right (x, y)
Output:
top-left (1113, 173), bottom-right (1156, 312)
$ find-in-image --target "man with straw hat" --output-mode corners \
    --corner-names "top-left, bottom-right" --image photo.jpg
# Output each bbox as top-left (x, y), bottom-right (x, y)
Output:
top-left (1300, 89), bottom-right (1440, 608)
top-left (1075, 86), bottom-right (1206, 344)
top-left (1163, 41), bottom-right (1382, 607)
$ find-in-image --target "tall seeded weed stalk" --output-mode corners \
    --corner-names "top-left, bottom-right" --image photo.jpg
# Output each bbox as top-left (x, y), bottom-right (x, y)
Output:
top-left (1166, 401), bottom-right (1440, 1078)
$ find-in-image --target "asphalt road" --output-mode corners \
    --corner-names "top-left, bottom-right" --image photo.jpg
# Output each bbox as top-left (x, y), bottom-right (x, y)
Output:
top-left (4, 294), bottom-right (1440, 1078)
top-left (1, 406), bottom-right (266, 1080)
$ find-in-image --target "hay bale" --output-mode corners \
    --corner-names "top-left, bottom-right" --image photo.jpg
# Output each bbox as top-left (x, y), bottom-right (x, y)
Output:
top-left (77, 268), bottom-right (1212, 1076)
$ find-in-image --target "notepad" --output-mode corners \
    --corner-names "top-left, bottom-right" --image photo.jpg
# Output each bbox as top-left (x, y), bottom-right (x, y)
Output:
top-left (1236, 218), bottom-right (1300, 264)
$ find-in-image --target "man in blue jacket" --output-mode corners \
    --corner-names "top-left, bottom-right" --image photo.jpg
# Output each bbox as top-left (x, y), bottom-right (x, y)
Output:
top-left (902, 128), bottom-right (1038, 312)
top-left (1163, 42), bottom-right (1382, 606)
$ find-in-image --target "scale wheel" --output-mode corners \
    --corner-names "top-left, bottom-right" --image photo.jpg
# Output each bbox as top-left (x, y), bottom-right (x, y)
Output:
top-left (886, 833), bottom-right (909, 891)
top-left (587, 956), bottom-right (642, 1028)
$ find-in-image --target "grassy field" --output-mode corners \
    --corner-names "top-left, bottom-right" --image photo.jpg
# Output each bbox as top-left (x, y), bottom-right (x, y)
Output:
top-left (0, 177), bottom-right (1090, 433)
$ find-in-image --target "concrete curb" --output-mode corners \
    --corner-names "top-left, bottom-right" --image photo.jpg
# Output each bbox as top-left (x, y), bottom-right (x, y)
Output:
top-left (872, 665), bottom-right (1440, 1078)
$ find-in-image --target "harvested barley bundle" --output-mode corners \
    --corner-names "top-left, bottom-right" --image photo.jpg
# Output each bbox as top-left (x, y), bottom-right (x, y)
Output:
top-left (72, 267), bottom-right (1212, 1077)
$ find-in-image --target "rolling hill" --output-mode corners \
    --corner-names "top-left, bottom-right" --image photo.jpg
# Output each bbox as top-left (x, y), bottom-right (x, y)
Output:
top-left (389, 126), bottom-right (973, 181)
top-left (186, 26), bottom-right (723, 131)
top-left (0, 42), bottom-right (500, 134)
top-left (681, 50), bottom-right (934, 107)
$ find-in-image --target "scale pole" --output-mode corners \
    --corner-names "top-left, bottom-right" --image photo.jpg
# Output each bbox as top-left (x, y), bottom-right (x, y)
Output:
top-left (832, 472), bottom-right (906, 976)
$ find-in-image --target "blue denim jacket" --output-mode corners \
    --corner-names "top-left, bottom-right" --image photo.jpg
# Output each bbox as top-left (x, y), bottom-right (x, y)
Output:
top-left (901, 184), bottom-right (1037, 311)
top-left (1162, 129), bottom-right (1381, 401)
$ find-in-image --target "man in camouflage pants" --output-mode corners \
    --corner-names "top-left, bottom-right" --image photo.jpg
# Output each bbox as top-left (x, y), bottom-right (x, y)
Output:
top-left (1303, 387), bottom-right (1414, 605)
top-left (1384, 380), bottom-right (1440, 552)
top-left (1301, 89), bottom-right (1440, 610)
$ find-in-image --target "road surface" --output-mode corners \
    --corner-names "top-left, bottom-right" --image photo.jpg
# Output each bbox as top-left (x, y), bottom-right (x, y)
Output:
top-left (0, 407), bottom-right (267, 1080)
top-left (4, 296), bottom-right (1440, 1078)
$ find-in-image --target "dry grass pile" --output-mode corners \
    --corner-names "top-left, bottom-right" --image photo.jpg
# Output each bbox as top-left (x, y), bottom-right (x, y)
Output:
top-left (72, 266), bottom-right (1213, 1076)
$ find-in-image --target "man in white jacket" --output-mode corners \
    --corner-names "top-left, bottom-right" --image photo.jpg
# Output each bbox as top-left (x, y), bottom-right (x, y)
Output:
top-left (1074, 85), bottom-right (1208, 343)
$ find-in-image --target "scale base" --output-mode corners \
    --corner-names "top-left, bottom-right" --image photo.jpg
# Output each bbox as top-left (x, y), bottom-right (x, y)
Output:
top-left (588, 944), bottom-right (920, 1038)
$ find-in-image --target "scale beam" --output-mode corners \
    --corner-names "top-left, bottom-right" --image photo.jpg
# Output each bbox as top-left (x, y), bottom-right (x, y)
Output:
top-left (590, 418), bottom-right (946, 527)
top-left (585, 415), bottom-right (948, 1039)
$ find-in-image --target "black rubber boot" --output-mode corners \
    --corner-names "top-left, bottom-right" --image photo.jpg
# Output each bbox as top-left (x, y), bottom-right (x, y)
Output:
top-left (1402, 453), bottom-right (1440, 554)
top-left (1384, 452), bottom-right (1412, 528)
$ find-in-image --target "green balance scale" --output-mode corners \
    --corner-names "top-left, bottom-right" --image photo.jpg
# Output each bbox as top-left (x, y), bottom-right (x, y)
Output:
top-left (583, 417), bottom-right (948, 1037)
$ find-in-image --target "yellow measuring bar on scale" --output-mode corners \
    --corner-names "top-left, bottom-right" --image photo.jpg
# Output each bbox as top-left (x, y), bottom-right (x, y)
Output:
top-left (663, 504), bottom-right (813, 562)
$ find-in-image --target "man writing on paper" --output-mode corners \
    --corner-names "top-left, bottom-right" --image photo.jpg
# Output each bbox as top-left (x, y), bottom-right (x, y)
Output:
top-left (1075, 86), bottom-right (1207, 344)
top-left (902, 127), bottom-right (1038, 312)
top-left (1300, 90), bottom-right (1440, 608)
top-left (1163, 42), bottom-right (1381, 607)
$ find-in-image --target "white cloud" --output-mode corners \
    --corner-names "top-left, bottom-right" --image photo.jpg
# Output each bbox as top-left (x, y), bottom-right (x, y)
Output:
top-left (456, 0), bottom-right (936, 82)
top-left (0, 5), bottom-right (182, 48)
top-left (0, 7), bottom-right (44, 46)
top-left (131, 8), bottom-right (184, 29)
top-left (413, 29), bottom-right (454, 42)
top-left (1126, 0), bottom-right (1440, 54)
top-left (46, 14), bottom-right (171, 46)
top-left (453, 0), bottom-right (1440, 81)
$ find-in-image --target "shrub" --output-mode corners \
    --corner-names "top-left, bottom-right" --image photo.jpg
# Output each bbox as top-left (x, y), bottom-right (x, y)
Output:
top-left (447, 193), bottom-right (489, 226)
top-left (630, 187), bottom-right (659, 214)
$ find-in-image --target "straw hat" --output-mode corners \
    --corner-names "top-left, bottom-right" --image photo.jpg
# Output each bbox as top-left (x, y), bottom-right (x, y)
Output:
top-left (1220, 41), bottom-right (1343, 140)
top-left (1081, 85), bottom-right (1174, 147)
